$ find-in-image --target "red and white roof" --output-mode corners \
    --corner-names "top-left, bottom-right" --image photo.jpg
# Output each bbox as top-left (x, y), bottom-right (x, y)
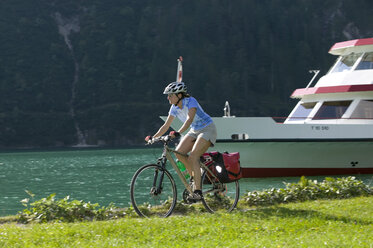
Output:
top-left (329, 38), bottom-right (373, 55)
top-left (291, 84), bottom-right (373, 98)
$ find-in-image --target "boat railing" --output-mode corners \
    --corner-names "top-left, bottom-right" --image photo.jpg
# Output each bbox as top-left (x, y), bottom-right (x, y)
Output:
top-left (305, 70), bottom-right (320, 89)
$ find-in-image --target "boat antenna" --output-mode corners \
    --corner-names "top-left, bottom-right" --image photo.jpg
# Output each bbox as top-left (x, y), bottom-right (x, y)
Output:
top-left (223, 101), bottom-right (231, 117)
top-left (306, 70), bottom-right (320, 89)
top-left (176, 56), bottom-right (183, 82)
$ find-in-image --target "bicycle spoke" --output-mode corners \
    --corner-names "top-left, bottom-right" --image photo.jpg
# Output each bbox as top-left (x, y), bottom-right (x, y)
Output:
top-left (130, 164), bottom-right (177, 217)
top-left (201, 170), bottom-right (239, 213)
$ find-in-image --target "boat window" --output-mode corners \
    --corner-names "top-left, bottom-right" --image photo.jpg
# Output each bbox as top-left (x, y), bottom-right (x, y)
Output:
top-left (350, 100), bottom-right (373, 119)
top-left (313, 101), bottom-right (352, 119)
top-left (330, 53), bottom-right (362, 73)
top-left (287, 102), bottom-right (317, 121)
top-left (231, 133), bottom-right (249, 140)
top-left (355, 53), bottom-right (373, 70)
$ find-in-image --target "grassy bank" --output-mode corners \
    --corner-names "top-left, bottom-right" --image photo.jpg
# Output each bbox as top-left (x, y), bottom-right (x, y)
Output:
top-left (1, 196), bottom-right (372, 247)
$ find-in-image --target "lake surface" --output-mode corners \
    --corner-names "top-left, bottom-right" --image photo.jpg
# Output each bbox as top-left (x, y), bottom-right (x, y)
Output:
top-left (1, 148), bottom-right (372, 216)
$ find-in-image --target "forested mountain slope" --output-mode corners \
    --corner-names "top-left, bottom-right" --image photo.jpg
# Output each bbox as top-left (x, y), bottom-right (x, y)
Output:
top-left (0, 0), bottom-right (372, 147)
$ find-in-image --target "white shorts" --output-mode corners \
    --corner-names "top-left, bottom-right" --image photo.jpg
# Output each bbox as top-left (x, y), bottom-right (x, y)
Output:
top-left (186, 123), bottom-right (217, 146)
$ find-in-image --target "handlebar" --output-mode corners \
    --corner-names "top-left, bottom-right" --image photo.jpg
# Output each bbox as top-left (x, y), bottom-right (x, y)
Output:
top-left (146, 135), bottom-right (173, 145)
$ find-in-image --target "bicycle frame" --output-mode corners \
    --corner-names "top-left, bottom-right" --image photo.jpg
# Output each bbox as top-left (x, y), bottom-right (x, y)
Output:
top-left (158, 139), bottom-right (220, 195)
top-left (164, 147), bottom-right (193, 193)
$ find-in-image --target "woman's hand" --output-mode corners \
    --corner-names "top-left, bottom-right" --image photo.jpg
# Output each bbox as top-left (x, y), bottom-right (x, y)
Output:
top-left (169, 131), bottom-right (180, 138)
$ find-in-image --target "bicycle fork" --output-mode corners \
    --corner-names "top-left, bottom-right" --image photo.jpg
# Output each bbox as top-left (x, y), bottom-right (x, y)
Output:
top-left (150, 160), bottom-right (167, 196)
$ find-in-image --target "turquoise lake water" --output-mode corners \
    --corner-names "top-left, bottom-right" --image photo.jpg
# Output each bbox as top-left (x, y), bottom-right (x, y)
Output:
top-left (1, 147), bottom-right (372, 216)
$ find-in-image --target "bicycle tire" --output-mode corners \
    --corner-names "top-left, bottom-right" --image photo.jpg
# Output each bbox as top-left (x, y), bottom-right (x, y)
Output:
top-left (130, 164), bottom-right (177, 218)
top-left (201, 170), bottom-right (240, 213)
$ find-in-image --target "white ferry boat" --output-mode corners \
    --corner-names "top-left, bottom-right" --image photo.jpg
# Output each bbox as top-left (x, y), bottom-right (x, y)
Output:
top-left (166, 39), bottom-right (373, 177)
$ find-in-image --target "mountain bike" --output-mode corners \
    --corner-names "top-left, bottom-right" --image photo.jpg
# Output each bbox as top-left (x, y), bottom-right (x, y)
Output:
top-left (130, 135), bottom-right (240, 217)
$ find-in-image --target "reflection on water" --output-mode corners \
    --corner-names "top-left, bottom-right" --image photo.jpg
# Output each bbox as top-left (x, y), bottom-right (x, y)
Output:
top-left (0, 148), bottom-right (372, 216)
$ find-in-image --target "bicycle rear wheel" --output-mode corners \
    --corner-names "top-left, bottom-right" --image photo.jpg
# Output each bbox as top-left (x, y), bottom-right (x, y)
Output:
top-left (201, 170), bottom-right (240, 213)
top-left (130, 164), bottom-right (177, 217)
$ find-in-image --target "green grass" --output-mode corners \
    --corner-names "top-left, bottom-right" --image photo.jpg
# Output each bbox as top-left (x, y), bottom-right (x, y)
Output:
top-left (1, 196), bottom-right (372, 248)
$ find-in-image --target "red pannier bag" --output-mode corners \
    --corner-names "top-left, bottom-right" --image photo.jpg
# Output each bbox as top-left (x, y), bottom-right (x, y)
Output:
top-left (201, 151), bottom-right (242, 183)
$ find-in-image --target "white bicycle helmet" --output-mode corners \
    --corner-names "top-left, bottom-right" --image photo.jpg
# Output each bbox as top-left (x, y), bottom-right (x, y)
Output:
top-left (163, 82), bottom-right (187, 94)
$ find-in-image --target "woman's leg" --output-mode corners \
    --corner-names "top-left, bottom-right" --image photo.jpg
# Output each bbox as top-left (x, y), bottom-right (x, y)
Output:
top-left (188, 136), bottom-right (212, 191)
top-left (175, 135), bottom-right (195, 175)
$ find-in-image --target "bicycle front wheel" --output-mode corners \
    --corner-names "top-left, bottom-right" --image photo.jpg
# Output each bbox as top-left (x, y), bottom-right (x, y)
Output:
top-left (201, 170), bottom-right (240, 213)
top-left (130, 164), bottom-right (177, 218)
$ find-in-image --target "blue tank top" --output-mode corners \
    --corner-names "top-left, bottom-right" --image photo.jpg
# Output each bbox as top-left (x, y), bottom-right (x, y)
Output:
top-left (169, 97), bottom-right (213, 130)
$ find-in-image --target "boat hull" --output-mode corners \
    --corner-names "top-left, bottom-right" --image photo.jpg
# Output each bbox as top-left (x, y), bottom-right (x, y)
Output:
top-left (213, 140), bottom-right (373, 177)
top-left (161, 115), bottom-right (373, 178)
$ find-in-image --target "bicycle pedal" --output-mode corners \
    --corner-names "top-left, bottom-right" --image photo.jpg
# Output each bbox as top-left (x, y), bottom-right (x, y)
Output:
top-left (187, 191), bottom-right (203, 201)
top-left (182, 189), bottom-right (202, 204)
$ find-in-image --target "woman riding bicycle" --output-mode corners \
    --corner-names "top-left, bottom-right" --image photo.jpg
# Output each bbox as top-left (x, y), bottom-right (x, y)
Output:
top-left (145, 81), bottom-right (217, 200)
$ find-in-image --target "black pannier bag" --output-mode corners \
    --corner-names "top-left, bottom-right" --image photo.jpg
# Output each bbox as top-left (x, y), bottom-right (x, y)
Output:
top-left (201, 151), bottom-right (242, 183)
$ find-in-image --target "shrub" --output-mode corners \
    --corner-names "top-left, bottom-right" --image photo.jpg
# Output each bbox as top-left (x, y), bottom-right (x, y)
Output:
top-left (243, 176), bottom-right (373, 207)
top-left (18, 192), bottom-right (126, 223)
